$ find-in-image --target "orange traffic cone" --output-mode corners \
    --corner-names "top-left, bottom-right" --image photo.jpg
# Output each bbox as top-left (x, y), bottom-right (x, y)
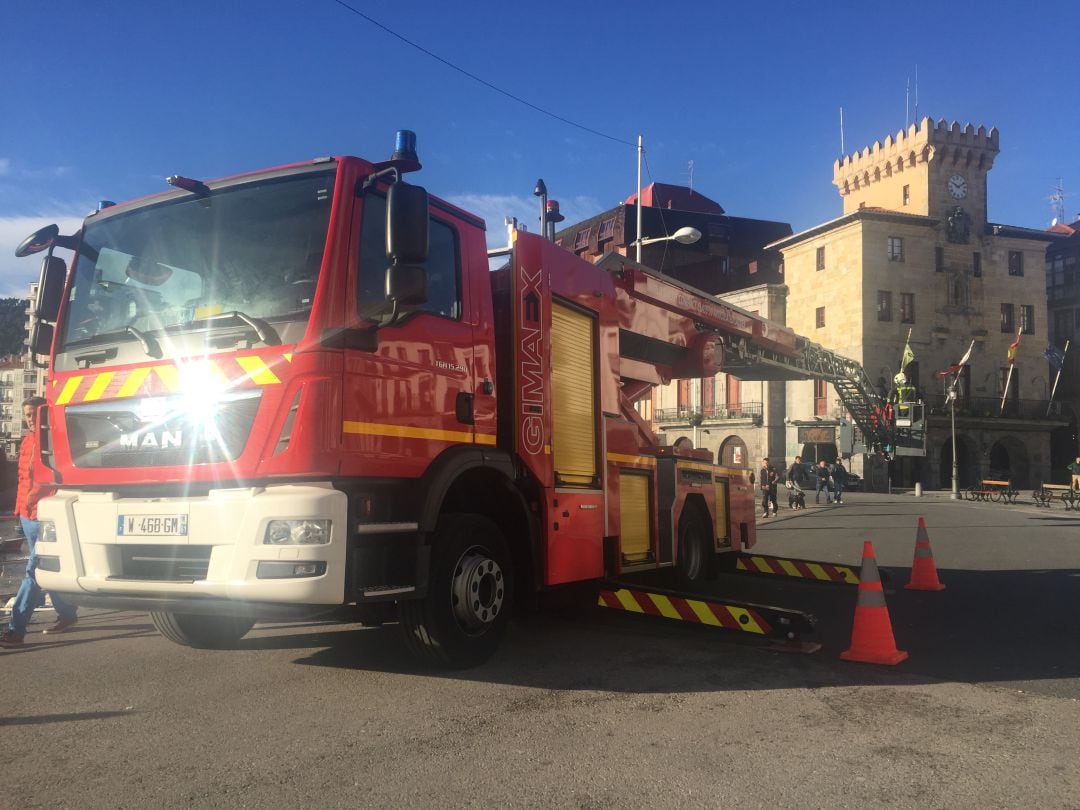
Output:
top-left (840, 540), bottom-right (908, 665)
top-left (905, 517), bottom-right (945, 591)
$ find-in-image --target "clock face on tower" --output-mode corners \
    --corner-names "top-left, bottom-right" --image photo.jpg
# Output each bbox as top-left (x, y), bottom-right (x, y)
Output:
top-left (947, 174), bottom-right (968, 199)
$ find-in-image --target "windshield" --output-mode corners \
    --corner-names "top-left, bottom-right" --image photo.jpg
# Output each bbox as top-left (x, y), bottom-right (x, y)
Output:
top-left (61, 169), bottom-right (335, 349)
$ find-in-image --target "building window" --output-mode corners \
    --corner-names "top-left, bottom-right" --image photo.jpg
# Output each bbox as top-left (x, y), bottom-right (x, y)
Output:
top-left (877, 290), bottom-right (892, 322)
top-left (1008, 250), bottom-right (1024, 276)
top-left (816, 246), bottom-right (826, 271)
top-left (573, 228), bottom-right (591, 251)
top-left (814, 379), bottom-right (828, 417)
top-left (816, 306), bottom-right (825, 328)
top-left (900, 293), bottom-right (915, 324)
top-left (1001, 303), bottom-right (1015, 333)
top-left (1054, 309), bottom-right (1073, 344)
top-left (973, 251), bottom-right (982, 278)
top-left (888, 237), bottom-right (904, 262)
top-left (597, 217), bottom-right (616, 241)
top-left (902, 185), bottom-right (910, 206)
top-left (935, 246), bottom-right (945, 272)
top-left (1020, 304), bottom-right (1035, 335)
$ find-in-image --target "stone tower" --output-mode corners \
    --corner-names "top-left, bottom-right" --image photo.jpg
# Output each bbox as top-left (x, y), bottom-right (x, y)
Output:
top-left (832, 117), bottom-right (999, 233)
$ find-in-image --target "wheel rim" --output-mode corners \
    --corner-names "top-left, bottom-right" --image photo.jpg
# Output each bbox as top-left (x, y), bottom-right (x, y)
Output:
top-left (450, 546), bottom-right (505, 635)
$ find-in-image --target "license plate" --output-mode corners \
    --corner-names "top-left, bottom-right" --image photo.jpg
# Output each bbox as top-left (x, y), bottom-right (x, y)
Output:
top-left (117, 514), bottom-right (189, 537)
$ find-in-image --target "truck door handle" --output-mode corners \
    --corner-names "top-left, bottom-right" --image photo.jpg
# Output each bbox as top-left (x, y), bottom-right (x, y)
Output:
top-left (456, 392), bottom-right (475, 425)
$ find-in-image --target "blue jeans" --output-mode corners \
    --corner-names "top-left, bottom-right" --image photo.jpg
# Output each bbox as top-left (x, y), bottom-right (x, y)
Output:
top-left (8, 516), bottom-right (77, 635)
top-left (816, 478), bottom-right (832, 504)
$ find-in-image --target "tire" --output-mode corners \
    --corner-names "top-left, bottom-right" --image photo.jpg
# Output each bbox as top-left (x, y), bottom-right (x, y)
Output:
top-left (398, 514), bottom-right (512, 668)
top-left (989, 490), bottom-right (1002, 503)
top-left (149, 612), bottom-right (256, 650)
top-left (675, 507), bottom-right (712, 586)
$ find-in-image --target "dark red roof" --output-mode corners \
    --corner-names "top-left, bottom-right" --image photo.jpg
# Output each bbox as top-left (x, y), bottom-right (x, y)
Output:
top-left (624, 182), bottom-right (725, 215)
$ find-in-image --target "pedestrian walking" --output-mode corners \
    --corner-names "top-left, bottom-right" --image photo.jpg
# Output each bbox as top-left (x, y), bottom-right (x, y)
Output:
top-left (759, 458), bottom-right (779, 518)
top-left (815, 459), bottom-right (833, 504)
top-left (831, 459), bottom-right (849, 504)
top-left (0, 397), bottom-right (78, 647)
top-left (1069, 456), bottom-right (1080, 491)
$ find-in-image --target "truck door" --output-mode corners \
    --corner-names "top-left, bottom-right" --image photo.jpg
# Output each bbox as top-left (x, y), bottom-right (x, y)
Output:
top-left (341, 190), bottom-right (482, 479)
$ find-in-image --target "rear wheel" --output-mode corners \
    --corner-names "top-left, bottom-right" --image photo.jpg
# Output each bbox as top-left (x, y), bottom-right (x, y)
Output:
top-left (399, 514), bottom-right (512, 668)
top-left (675, 507), bottom-right (713, 586)
top-left (150, 612), bottom-right (255, 649)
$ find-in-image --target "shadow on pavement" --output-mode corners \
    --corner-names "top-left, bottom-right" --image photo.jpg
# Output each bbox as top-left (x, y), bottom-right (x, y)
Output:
top-left (240, 564), bottom-right (1080, 695)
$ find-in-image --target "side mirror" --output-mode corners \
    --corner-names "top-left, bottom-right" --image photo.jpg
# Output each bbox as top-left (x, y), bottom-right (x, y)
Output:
top-left (30, 321), bottom-right (54, 361)
top-left (385, 264), bottom-right (428, 308)
top-left (37, 255), bottom-right (68, 324)
top-left (15, 224), bottom-right (60, 257)
top-left (386, 182), bottom-right (429, 266)
top-left (385, 181), bottom-right (429, 312)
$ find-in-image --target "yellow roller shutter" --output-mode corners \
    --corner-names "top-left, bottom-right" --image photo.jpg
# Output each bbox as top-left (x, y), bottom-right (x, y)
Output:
top-left (714, 479), bottom-right (729, 542)
top-left (619, 471), bottom-right (652, 561)
top-left (551, 303), bottom-right (597, 487)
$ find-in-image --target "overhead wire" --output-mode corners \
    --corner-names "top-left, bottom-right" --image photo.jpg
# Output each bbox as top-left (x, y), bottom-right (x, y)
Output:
top-left (329, 0), bottom-right (637, 148)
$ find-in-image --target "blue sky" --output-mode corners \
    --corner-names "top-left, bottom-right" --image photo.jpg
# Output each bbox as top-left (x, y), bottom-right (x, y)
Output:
top-left (1, 0), bottom-right (1077, 296)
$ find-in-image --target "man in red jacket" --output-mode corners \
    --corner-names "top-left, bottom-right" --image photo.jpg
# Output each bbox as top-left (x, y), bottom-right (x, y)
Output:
top-left (1, 397), bottom-right (77, 646)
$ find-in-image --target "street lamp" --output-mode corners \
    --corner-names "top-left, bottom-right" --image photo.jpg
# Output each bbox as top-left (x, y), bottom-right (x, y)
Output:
top-left (636, 226), bottom-right (703, 248)
top-left (947, 379), bottom-right (959, 499)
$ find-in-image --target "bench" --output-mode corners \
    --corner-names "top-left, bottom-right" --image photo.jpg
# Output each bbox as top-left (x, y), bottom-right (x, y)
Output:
top-left (965, 479), bottom-right (1020, 504)
top-left (1032, 483), bottom-right (1080, 509)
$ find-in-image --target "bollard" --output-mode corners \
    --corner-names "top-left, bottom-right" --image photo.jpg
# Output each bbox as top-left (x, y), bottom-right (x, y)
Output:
top-left (915, 482), bottom-right (923, 497)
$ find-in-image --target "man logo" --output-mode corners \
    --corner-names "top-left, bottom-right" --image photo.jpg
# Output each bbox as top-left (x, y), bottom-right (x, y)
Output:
top-left (119, 430), bottom-right (183, 450)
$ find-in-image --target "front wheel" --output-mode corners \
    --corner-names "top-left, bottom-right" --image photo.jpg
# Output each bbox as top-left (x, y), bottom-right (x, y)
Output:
top-left (399, 514), bottom-right (512, 668)
top-left (150, 612), bottom-right (256, 649)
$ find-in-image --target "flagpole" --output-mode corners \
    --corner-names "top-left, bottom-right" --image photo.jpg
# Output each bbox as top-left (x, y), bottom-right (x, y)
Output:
top-left (900, 327), bottom-right (912, 373)
top-left (1000, 329), bottom-right (1020, 416)
top-left (1000, 364), bottom-right (1015, 416)
top-left (950, 381), bottom-right (959, 499)
top-left (1047, 339), bottom-right (1070, 417)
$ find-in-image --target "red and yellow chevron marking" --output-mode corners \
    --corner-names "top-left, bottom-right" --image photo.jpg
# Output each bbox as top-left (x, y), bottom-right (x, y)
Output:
top-left (597, 588), bottom-right (772, 635)
top-left (50, 351), bottom-right (294, 406)
top-left (735, 554), bottom-right (858, 584)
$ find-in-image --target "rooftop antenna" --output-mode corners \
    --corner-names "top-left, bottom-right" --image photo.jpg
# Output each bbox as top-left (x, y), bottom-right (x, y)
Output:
top-left (913, 64), bottom-right (919, 123)
top-left (905, 77), bottom-right (910, 127)
top-left (839, 107), bottom-right (845, 156)
top-left (1049, 178), bottom-right (1066, 225)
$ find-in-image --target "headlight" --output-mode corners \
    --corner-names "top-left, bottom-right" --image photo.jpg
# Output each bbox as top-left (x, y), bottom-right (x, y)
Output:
top-left (38, 520), bottom-right (57, 543)
top-left (263, 519), bottom-right (331, 545)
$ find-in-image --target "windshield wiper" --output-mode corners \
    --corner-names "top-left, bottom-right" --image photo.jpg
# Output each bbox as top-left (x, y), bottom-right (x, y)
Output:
top-left (126, 326), bottom-right (163, 359)
top-left (195, 310), bottom-right (281, 346)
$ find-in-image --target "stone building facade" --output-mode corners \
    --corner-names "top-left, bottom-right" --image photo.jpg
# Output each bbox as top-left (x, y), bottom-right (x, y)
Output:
top-left (772, 118), bottom-right (1061, 488)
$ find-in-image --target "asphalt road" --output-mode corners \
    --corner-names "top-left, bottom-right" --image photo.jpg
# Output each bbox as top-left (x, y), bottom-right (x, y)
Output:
top-left (3, 493), bottom-right (1080, 808)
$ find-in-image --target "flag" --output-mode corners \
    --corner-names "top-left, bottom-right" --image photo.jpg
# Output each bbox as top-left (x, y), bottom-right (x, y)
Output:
top-left (1007, 330), bottom-right (1021, 365)
top-left (957, 339), bottom-right (974, 368)
top-left (1045, 343), bottom-right (1065, 372)
top-left (934, 363), bottom-right (963, 379)
top-left (900, 339), bottom-right (914, 372)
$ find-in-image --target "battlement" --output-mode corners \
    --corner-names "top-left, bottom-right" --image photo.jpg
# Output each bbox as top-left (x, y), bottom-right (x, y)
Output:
top-left (833, 117), bottom-right (999, 195)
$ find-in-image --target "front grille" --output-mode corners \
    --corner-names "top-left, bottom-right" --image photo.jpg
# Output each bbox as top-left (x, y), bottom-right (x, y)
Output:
top-left (116, 545), bottom-right (212, 581)
top-left (66, 391), bottom-right (261, 468)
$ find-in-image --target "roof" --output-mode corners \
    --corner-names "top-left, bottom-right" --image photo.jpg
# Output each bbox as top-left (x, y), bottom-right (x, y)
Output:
top-left (765, 208), bottom-right (938, 250)
top-left (985, 223), bottom-right (1064, 242)
top-left (623, 182), bottom-right (725, 215)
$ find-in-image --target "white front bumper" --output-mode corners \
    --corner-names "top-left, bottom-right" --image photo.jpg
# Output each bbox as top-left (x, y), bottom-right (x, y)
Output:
top-left (34, 483), bottom-right (348, 606)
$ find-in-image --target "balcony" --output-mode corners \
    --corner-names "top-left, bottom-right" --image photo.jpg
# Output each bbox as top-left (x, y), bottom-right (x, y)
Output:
top-left (924, 394), bottom-right (1064, 421)
top-left (655, 402), bottom-right (763, 426)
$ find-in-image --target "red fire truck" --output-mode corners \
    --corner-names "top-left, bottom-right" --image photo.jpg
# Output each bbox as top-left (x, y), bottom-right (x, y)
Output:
top-left (16, 132), bottom-right (903, 666)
